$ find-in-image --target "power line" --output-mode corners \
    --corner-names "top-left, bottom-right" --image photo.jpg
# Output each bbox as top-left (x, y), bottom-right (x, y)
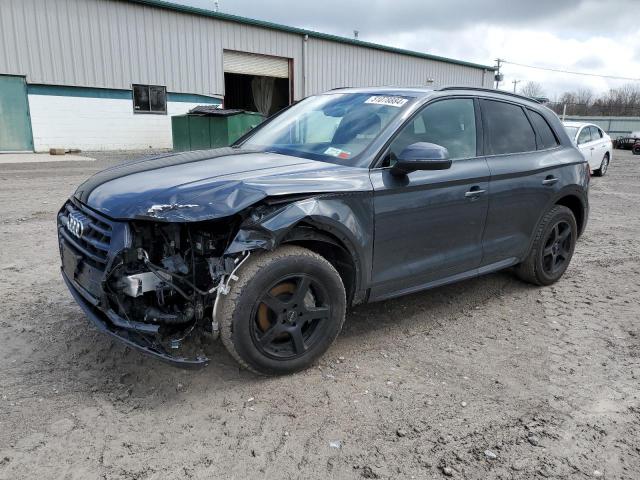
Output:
top-left (500, 59), bottom-right (640, 82)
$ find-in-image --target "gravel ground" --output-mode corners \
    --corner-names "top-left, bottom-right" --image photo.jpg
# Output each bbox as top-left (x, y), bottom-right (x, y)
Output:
top-left (0, 149), bottom-right (639, 480)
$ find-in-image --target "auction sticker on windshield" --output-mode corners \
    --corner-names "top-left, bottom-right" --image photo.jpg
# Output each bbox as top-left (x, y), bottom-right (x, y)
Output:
top-left (324, 147), bottom-right (351, 159)
top-left (364, 95), bottom-right (408, 107)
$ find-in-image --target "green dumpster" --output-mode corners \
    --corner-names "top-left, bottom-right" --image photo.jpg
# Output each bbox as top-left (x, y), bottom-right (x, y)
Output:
top-left (172, 107), bottom-right (264, 152)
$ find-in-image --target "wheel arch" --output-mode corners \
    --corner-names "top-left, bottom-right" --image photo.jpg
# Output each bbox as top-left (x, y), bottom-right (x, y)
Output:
top-left (520, 187), bottom-right (588, 264)
top-left (554, 193), bottom-right (586, 237)
top-left (280, 224), bottom-right (361, 306)
top-left (224, 196), bottom-right (373, 306)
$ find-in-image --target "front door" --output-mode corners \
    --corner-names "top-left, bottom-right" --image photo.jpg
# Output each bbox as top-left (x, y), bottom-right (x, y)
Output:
top-left (369, 97), bottom-right (490, 300)
top-left (0, 75), bottom-right (33, 152)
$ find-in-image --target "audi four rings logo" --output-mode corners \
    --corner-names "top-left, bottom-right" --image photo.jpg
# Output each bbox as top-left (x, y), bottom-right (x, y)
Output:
top-left (67, 212), bottom-right (88, 239)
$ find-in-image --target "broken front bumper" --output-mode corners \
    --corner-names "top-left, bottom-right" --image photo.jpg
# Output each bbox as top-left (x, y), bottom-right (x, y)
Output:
top-left (58, 198), bottom-right (208, 369)
top-left (61, 268), bottom-right (209, 369)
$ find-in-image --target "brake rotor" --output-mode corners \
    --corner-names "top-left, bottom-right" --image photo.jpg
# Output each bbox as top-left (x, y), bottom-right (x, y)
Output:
top-left (256, 280), bottom-right (317, 334)
top-left (257, 282), bottom-right (295, 332)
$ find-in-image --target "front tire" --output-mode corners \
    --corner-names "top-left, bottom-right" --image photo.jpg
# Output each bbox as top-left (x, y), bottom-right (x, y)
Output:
top-left (515, 205), bottom-right (577, 286)
top-left (219, 245), bottom-right (346, 375)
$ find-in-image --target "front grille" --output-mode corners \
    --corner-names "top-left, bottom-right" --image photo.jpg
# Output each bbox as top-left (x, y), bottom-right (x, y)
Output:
top-left (58, 200), bottom-right (113, 269)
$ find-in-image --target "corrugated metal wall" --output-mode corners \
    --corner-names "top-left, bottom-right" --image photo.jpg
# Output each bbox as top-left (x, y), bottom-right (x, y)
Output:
top-left (305, 38), bottom-right (491, 92)
top-left (0, 0), bottom-right (492, 100)
top-left (565, 116), bottom-right (640, 138)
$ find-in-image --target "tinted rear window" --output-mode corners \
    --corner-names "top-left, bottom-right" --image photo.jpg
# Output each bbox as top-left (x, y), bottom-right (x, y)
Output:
top-left (528, 109), bottom-right (559, 150)
top-left (481, 100), bottom-right (536, 155)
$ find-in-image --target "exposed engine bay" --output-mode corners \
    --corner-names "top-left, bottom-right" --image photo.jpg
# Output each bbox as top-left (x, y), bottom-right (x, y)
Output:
top-left (104, 219), bottom-right (250, 353)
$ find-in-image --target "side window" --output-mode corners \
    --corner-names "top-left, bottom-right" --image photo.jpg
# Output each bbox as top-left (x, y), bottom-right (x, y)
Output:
top-left (577, 128), bottom-right (591, 145)
top-left (527, 109), bottom-right (559, 150)
top-left (590, 126), bottom-right (602, 140)
top-left (133, 84), bottom-right (167, 114)
top-left (389, 98), bottom-right (477, 162)
top-left (481, 99), bottom-right (536, 155)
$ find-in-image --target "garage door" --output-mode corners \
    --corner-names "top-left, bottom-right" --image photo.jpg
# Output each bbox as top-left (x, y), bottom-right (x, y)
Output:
top-left (0, 75), bottom-right (33, 152)
top-left (223, 51), bottom-right (289, 78)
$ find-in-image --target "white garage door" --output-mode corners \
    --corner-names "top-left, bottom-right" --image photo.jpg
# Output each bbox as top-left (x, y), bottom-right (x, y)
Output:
top-left (223, 51), bottom-right (289, 78)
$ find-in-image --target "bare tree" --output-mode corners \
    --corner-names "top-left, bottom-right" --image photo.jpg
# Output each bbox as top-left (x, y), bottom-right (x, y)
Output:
top-left (574, 88), bottom-right (593, 106)
top-left (548, 83), bottom-right (640, 116)
top-left (520, 81), bottom-right (545, 98)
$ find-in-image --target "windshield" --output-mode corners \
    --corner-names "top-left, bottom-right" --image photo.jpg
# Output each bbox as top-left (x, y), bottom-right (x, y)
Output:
top-left (564, 126), bottom-right (578, 139)
top-left (239, 93), bottom-right (413, 163)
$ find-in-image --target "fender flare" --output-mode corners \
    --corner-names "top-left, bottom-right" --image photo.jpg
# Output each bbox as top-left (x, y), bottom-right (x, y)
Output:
top-left (224, 195), bottom-right (373, 301)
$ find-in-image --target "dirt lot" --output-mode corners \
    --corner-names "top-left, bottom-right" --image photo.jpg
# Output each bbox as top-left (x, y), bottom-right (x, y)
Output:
top-left (0, 149), bottom-right (639, 480)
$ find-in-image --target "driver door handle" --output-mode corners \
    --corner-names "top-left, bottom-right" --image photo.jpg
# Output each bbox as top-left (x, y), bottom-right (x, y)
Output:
top-left (542, 176), bottom-right (558, 186)
top-left (465, 187), bottom-right (486, 198)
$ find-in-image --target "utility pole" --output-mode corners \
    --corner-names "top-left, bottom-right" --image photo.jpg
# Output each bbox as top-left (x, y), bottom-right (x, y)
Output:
top-left (494, 58), bottom-right (503, 89)
top-left (512, 79), bottom-right (521, 93)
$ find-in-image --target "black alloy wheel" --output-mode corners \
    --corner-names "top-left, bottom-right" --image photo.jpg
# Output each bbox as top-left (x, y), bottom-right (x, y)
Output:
top-left (515, 205), bottom-right (577, 286)
top-left (541, 220), bottom-right (572, 276)
top-left (219, 246), bottom-right (346, 375)
top-left (251, 275), bottom-right (331, 359)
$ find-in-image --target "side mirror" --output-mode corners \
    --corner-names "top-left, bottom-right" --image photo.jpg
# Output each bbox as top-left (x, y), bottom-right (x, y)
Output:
top-left (390, 142), bottom-right (452, 175)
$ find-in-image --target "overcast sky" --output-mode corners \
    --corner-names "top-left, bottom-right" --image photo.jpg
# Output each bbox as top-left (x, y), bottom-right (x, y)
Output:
top-left (171, 0), bottom-right (640, 98)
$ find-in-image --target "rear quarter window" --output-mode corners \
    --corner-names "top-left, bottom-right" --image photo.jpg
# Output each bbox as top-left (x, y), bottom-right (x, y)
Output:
top-left (527, 109), bottom-right (559, 150)
top-left (481, 99), bottom-right (536, 155)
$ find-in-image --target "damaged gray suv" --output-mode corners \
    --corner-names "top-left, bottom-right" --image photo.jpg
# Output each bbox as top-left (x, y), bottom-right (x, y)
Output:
top-left (58, 87), bottom-right (589, 374)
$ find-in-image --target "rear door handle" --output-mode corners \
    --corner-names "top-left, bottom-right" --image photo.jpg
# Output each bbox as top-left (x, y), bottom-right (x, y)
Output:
top-left (542, 176), bottom-right (558, 186)
top-left (465, 187), bottom-right (486, 198)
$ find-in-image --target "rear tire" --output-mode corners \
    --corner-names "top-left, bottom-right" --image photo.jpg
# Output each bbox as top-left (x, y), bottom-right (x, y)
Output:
top-left (593, 153), bottom-right (609, 177)
top-left (218, 245), bottom-right (346, 375)
top-left (515, 205), bottom-right (577, 286)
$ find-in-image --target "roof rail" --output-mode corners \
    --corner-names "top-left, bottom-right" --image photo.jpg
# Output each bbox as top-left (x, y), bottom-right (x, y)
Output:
top-left (437, 86), bottom-right (542, 103)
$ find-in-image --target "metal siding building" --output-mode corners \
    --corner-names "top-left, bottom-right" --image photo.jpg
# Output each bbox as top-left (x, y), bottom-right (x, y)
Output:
top-left (0, 0), bottom-right (495, 151)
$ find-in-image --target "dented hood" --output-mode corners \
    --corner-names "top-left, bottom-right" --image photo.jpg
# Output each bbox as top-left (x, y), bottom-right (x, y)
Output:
top-left (75, 148), bottom-right (372, 221)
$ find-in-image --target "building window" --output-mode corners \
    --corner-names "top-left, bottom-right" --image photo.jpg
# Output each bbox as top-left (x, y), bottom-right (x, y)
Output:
top-left (132, 84), bottom-right (167, 114)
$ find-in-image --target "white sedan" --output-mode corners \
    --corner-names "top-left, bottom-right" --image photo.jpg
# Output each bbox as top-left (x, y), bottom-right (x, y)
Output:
top-left (563, 122), bottom-right (612, 176)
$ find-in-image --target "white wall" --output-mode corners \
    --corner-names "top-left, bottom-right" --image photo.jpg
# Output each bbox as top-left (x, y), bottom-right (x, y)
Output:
top-left (27, 94), bottom-right (219, 151)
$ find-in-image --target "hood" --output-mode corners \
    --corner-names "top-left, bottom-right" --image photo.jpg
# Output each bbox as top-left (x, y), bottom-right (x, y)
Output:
top-left (75, 148), bottom-right (372, 221)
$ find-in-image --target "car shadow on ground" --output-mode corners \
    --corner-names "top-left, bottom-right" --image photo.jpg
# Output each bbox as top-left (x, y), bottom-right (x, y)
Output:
top-left (33, 268), bottom-right (536, 403)
top-left (342, 269), bottom-right (530, 339)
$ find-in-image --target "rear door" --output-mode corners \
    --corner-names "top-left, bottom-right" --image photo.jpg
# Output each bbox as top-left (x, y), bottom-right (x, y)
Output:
top-left (480, 99), bottom-right (563, 267)
top-left (576, 126), bottom-right (593, 164)
top-left (369, 97), bottom-right (490, 299)
top-left (589, 126), bottom-right (607, 169)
